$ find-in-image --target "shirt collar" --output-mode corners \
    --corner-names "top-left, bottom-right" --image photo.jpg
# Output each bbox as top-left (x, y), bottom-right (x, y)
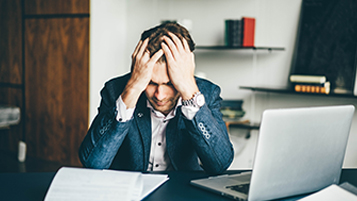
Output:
top-left (146, 97), bottom-right (182, 119)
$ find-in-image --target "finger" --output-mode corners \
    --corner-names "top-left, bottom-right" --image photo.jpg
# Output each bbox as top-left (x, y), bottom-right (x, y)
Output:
top-left (137, 38), bottom-right (149, 58)
top-left (163, 35), bottom-right (178, 59)
top-left (132, 40), bottom-right (143, 59)
top-left (182, 37), bottom-right (191, 52)
top-left (148, 49), bottom-right (164, 65)
top-left (167, 32), bottom-right (185, 52)
top-left (161, 42), bottom-right (174, 63)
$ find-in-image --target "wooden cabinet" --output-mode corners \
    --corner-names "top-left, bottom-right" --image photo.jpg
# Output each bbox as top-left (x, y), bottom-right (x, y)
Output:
top-left (25, 17), bottom-right (89, 165)
top-left (0, 0), bottom-right (22, 85)
top-left (24, 0), bottom-right (89, 15)
top-left (0, 0), bottom-right (89, 166)
top-left (0, 0), bottom-right (24, 154)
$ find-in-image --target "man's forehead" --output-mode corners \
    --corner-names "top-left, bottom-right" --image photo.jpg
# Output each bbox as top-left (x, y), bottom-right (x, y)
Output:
top-left (151, 62), bottom-right (170, 84)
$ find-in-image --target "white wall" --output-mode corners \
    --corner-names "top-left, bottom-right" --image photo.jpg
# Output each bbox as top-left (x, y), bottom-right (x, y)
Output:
top-left (90, 0), bottom-right (357, 168)
top-left (89, 0), bottom-right (128, 123)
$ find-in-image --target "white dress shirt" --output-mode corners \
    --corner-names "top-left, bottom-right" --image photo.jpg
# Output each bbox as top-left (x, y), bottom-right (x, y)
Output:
top-left (115, 95), bottom-right (199, 171)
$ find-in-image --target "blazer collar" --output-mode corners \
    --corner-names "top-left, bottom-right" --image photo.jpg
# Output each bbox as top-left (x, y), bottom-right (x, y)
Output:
top-left (134, 93), bottom-right (151, 170)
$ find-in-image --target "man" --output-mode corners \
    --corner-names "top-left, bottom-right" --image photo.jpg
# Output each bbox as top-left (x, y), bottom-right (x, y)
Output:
top-left (79, 22), bottom-right (234, 174)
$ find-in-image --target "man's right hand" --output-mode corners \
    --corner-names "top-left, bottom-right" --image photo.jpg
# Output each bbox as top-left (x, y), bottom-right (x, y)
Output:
top-left (121, 38), bottom-right (163, 109)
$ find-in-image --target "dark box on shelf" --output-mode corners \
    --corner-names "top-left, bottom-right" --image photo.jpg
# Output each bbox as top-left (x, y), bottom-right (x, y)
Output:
top-left (220, 100), bottom-right (245, 119)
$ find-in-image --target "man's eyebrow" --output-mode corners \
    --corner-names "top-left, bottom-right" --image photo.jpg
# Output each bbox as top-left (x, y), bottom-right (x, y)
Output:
top-left (149, 81), bottom-right (172, 85)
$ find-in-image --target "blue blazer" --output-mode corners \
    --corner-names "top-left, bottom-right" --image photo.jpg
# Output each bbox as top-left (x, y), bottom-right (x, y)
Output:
top-left (79, 73), bottom-right (234, 174)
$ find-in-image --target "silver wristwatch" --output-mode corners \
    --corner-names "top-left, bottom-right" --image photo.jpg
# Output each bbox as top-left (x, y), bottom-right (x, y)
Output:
top-left (182, 92), bottom-right (205, 107)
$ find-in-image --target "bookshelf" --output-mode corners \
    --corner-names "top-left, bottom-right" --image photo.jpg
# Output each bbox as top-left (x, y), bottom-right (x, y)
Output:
top-left (237, 85), bottom-right (357, 130)
top-left (196, 46), bottom-right (284, 51)
top-left (240, 86), bottom-right (357, 99)
top-left (196, 46), bottom-right (285, 131)
top-left (225, 120), bottom-right (260, 130)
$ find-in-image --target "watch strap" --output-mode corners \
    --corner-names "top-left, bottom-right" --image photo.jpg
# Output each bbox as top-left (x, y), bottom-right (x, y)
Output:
top-left (182, 92), bottom-right (204, 107)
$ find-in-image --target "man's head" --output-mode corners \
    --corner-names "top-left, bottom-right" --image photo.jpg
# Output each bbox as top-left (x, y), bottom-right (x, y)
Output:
top-left (141, 22), bottom-right (195, 115)
top-left (141, 22), bottom-right (195, 63)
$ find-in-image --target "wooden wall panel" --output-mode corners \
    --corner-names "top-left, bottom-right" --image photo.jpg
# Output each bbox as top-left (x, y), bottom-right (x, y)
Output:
top-left (0, 87), bottom-right (23, 152)
top-left (25, 17), bottom-right (89, 165)
top-left (24, 0), bottom-right (89, 15)
top-left (0, 0), bottom-right (22, 84)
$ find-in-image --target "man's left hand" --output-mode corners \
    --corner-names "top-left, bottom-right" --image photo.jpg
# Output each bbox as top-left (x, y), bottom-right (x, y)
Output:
top-left (161, 32), bottom-right (199, 100)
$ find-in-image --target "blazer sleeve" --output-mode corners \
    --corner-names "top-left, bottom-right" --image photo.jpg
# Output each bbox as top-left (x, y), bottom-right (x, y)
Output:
top-left (183, 82), bottom-right (234, 174)
top-left (78, 80), bottom-right (131, 169)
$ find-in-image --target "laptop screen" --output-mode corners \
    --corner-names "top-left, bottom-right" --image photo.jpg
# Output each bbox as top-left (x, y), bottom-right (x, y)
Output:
top-left (249, 105), bottom-right (354, 201)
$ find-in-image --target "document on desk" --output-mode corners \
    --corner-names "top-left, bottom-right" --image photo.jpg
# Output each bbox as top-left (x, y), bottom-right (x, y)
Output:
top-left (298, 184), bottom-right (357, 201)
top-left (44, 167), bottom-right (168, 201)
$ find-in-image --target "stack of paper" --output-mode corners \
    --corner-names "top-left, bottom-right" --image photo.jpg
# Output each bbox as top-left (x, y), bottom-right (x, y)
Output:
top-left (44, 167), bottom-right (169, 201)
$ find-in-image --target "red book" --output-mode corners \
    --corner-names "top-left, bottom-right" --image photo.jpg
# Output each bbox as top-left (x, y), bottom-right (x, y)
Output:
top-left (242, 17), bottom-right (255, 47)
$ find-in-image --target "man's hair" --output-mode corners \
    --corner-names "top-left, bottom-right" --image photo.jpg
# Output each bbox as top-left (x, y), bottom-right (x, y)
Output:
top-left (140, 22), bottom-right (195, 62)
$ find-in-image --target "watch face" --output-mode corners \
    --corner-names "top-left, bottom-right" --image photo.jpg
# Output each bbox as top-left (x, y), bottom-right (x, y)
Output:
top-left (196, 94), bottom-right (205, 107)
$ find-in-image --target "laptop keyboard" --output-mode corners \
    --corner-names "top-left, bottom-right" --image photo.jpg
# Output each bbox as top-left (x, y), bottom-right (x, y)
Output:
top-left (225, 183), bottom-right (250, 194)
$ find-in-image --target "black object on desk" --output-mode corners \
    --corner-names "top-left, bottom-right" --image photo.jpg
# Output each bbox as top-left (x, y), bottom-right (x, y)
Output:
top-left (1, 169), bottom-right (357, 201)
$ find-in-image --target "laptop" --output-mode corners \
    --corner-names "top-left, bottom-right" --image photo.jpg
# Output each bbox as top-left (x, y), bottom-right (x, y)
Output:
top-left (191, 105), bottom-right (355, 201)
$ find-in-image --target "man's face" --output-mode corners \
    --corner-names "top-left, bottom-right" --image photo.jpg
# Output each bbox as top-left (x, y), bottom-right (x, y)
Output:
top-left (145, 62), bottom-right (180, 115)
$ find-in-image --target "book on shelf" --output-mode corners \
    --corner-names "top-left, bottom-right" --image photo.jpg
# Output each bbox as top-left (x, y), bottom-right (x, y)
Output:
top-left (294, 82), bottom-right (330, 94)
top-left (44, 167), bottom-right (169, 201)
top-left (290, 75), bottom-right (327, 84)
top-left (225, 19), bottom-right (242, 47)
top-left (223, 17), bottom-right (255, 48)
top-left (242, 17), bottom-right (255, 47)
top-left (290, 75), bottom-right (330, 94)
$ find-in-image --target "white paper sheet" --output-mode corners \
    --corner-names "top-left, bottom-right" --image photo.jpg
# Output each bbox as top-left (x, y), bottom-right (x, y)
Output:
top-left (140, 174), bottom-right (169, 200)
top-left (44, 167), bottom-right (168, 201)
top-left (298, 184), bottom-right (357, 201)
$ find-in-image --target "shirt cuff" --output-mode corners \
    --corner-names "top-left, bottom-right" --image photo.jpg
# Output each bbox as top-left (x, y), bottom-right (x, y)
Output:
top-left (181, 105), bottom-right (200, 120)
top-left (115, 95), bottom-right (135, 122)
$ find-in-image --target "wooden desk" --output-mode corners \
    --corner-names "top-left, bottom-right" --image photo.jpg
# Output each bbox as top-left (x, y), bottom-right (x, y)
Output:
top-left (1, 169), bottom-right (356, 201)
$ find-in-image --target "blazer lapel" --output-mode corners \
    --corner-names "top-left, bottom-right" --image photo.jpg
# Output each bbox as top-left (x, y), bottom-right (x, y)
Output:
top-left (134, 94), bottom-right (151, 170)
top-left (166, 107), bottom-right (184, 170)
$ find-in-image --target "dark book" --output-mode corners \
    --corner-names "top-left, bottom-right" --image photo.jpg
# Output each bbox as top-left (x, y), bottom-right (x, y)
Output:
top-left (242, 17), bottom-right (255, 47)
top-left (225, 20), bottom-right (242, 47)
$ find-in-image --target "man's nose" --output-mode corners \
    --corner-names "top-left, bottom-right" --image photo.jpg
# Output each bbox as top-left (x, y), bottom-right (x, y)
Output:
top-left (155, 85), bottom-right (166, 101)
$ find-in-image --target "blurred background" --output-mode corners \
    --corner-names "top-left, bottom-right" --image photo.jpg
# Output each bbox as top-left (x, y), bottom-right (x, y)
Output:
top-left (2, 0), bottom-right (357, 172)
